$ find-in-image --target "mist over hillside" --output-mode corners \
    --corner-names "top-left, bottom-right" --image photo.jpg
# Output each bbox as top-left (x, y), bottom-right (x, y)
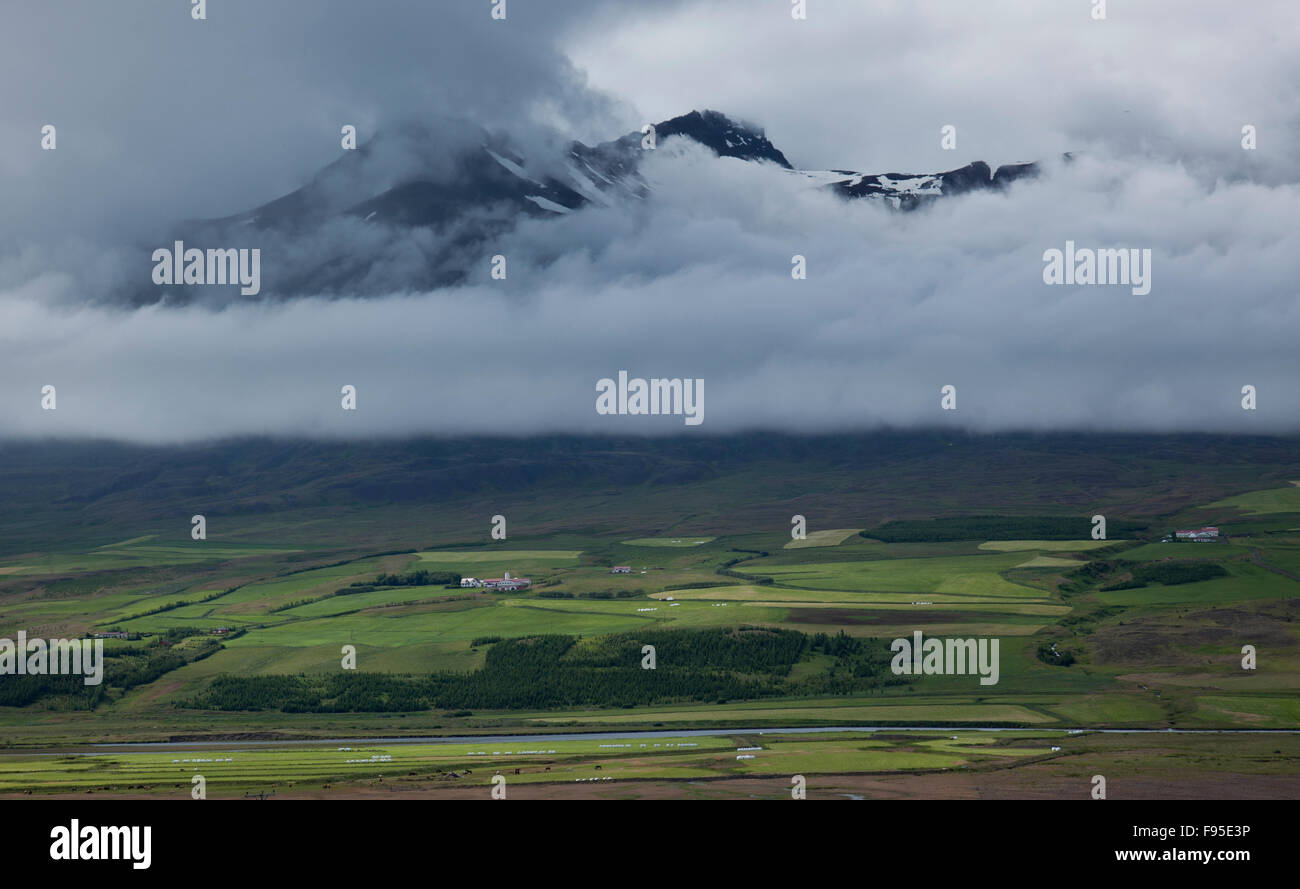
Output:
top-left (1, 431), bottom-right (1296, 557)
top-left (2, 0), bottom-right (1297, 441)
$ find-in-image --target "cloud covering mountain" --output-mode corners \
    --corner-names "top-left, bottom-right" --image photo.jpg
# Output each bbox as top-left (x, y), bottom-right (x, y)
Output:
top-left (1, 0), bottom-right (1297, 442)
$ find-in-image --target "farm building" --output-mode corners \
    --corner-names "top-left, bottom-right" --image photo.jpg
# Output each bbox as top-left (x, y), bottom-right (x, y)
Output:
top-left (482, 575), bottom-right (531, 591)
top-left (1174, 526), bottom-right (1219, 541)
top-left (610, 566), bottom-right (632, 574)
top-left (460, 577), bottom-right (483, 588)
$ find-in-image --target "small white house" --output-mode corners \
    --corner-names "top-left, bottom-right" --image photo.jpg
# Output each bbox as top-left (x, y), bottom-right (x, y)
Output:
top-left (460, 577), bottom-right (482, 588)
top-left (611, 566), bottom-right (632, 574)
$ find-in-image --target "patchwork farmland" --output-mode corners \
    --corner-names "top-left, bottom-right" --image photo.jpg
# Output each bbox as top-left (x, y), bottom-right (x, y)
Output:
top-left (2, 455), bottom-right (1298, 797)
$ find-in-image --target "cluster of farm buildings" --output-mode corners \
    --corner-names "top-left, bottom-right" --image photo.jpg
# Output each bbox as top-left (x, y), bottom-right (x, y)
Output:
top-left (457, 566), bottom-right (639, 591)
top-left (92, 627), bottom-right (231, 641)
top-left (460, 572), bottom-right (531, 591)
top-left (1165, 526), bottom-right (1220, 542)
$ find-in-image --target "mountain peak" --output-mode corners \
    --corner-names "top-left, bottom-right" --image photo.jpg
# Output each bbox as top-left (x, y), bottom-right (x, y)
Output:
top-left (155, 110), bottom-right (1046, 303)
top-left (652, 109), bottom-right (793, 169)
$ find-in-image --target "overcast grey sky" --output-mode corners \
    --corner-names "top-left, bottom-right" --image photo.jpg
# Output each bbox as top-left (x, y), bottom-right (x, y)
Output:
top-left (1, 0), bottom-right (1297, 442)
top-left (568, 0), bottom-right (1299, 179)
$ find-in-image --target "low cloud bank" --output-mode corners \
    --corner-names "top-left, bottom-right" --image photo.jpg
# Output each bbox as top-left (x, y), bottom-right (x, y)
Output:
top-left (2, 145), bottom-right (1296, 442)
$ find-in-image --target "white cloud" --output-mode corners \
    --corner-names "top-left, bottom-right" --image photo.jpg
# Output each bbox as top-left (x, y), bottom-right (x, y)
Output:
top-left (565, 0), bottom-right (1300, 182)
top-left (2, 142), bottom-right (1296, 441)
top-left (1, 0), bottom-right (1295, 442)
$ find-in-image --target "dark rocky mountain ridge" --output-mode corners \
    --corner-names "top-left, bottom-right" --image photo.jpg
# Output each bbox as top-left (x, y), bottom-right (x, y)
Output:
top-left (146, 109), bottom-right (1044, 303)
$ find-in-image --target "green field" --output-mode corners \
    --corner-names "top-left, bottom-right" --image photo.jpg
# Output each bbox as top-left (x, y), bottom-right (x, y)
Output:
top-left (2, 435), bottom-right (1299, 797)
top-left (742, 553), bottom-right (1048, 598)
top-left (785, 529), bottom-right (863, 549)
top-left (1206, 484), bottom-right (1300, 515)
top-left (0, 730), bottom-right (1076, 797)
top-left (978, 540), bottom-right (1113, 552)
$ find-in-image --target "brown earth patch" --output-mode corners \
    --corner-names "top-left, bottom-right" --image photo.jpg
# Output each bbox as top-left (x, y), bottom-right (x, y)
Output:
top-left (15, 770), bottom-right (1294, 801)
top-left (785, 609), bottom-right (979, 625)
top-left (137, 679), bottom-right (184, 704)
top-left (1090, 607), bottom-right (1296, 666)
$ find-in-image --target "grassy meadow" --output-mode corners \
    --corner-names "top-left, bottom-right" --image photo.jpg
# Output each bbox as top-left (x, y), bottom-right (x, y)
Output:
top-left (1, 434), bottom-right (1298, 796)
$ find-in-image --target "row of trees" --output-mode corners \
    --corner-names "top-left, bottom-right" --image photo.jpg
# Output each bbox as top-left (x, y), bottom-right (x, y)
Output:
top-left (372, 569), bottom-right (460, 587)
top-left (186, 627), bottom-right (907, 713)
top-left (864, 515), bottom-right (1148, 542)
top-left (1070, 558), bottom-right (1229, 592)
top-left (1, 635), bottom-right (223, 708)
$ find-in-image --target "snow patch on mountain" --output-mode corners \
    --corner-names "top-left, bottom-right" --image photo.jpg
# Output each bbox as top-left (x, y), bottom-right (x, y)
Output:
top-left (525, 195), bottom-right (571, 213)
top-left (487, 148), bottom-right (542, 186)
